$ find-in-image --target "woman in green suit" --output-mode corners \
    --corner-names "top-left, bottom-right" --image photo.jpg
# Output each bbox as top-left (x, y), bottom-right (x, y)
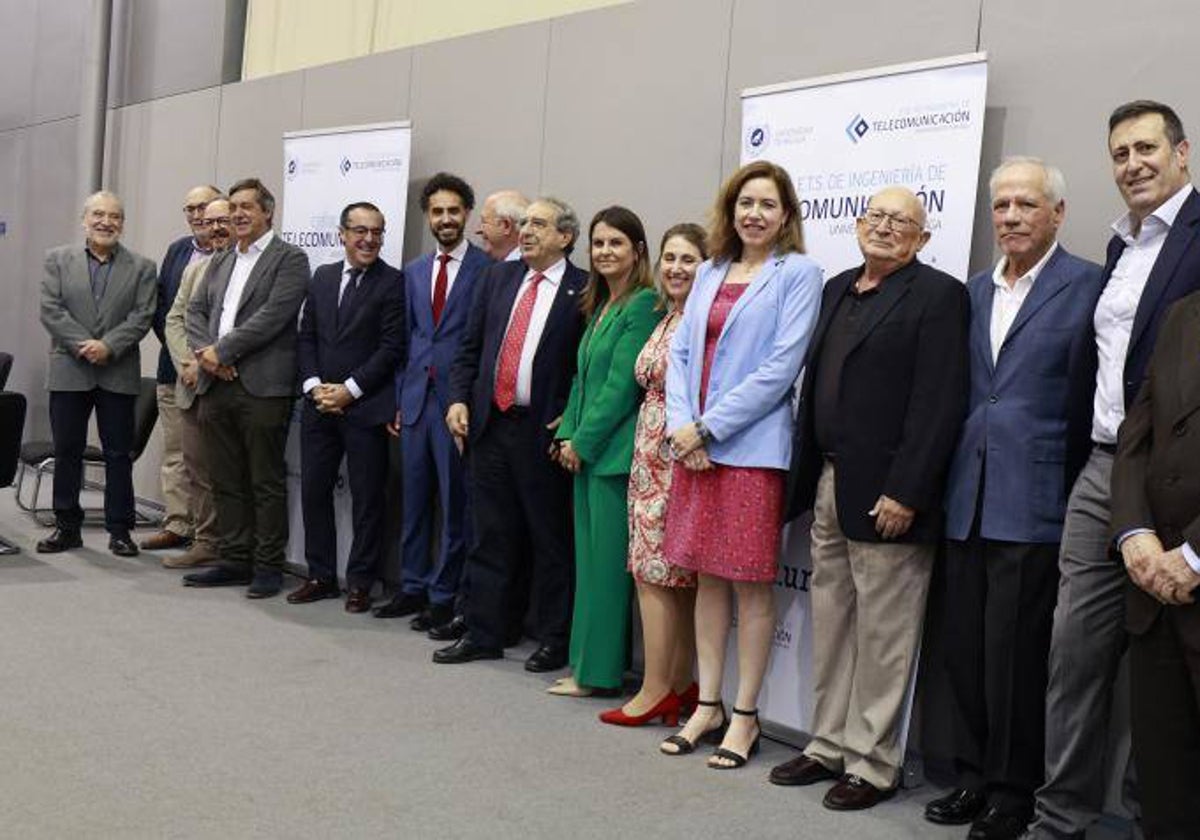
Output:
top-left (550, 206), bottom-right (662, 697)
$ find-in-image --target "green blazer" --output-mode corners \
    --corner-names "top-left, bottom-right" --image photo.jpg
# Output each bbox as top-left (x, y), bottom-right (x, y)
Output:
top-left (557, 287), bottom-right (661, 476)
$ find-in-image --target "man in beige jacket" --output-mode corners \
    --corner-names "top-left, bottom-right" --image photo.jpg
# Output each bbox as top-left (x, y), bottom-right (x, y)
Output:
top-left (162, 197), bottom-right (231, 568)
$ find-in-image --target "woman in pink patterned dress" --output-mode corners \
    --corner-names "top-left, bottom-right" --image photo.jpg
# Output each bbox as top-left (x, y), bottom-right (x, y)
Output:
top-left (658, 161), bottom-right (822, 769)
top-left (599, 223), bottom-right (707, 728)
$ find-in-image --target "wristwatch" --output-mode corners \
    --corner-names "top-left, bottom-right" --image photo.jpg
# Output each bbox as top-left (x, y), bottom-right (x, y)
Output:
top-left (695, 421), bottom-right (714, 445)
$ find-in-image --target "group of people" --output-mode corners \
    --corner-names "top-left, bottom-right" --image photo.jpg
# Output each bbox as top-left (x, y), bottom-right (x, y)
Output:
top-left (32, 97), bottom-right (1200, 840)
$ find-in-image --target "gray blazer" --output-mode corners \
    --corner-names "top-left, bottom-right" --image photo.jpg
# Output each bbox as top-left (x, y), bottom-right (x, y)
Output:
top-left (164, 255), bottom-right (213, 410)
top-left (40, 243), bottom-right (158, 395)
top-left (186, 234), bottom-right (310, 397)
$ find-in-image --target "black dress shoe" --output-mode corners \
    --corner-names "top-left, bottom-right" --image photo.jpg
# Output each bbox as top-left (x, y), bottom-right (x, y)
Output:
top-left (183, 565), bottom-right (254, 588)
top-left (524, 643), bottom-right (568, 673)
top-left (246, 570), bottom-right (283, 599)
top-left (287, 578), bottom-right (341, 604)
top-left (372, 592), bottom-right (426, 619)
top-left (769, 754), bottom-right (839, 786)
top-left (36, 528), bottom-right (82, 554)
top-left (108, 533), bottom-right (139, 557)
top-left (432, 637), bottom-right (502, 664)
top-left (926, 788), bottom-right (987, 825)
top-left (968, 806), bottom-right (1032, 840)
top-left (427, 614), bottom-right (466, 641)
top-left (409, 602), bottom-right (450, 632)
top-left (822, 775), bottom-right (896, 811)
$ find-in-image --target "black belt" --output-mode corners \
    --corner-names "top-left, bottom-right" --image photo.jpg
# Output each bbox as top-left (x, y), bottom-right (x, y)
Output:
top-left (493, 404), bottom-right (530, 420)
top-left (1095, 442), bottom-right (1117, 456)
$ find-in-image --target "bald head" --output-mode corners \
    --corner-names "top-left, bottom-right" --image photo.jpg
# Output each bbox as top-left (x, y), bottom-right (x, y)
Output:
top-left (183, 184), bottom-right (221, 243)
top-left (476, 189), bottom-right (530, 260)
top-left (856, 187), bottom-right (930, 278)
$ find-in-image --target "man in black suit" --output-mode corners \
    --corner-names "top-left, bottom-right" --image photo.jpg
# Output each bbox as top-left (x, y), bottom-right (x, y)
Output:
top-left (287, 202), bottom-right (405, 613)
top-left (1032, 100), bottom-right (1200, 840)
top-left (769, 186), bottom-right (969, 811)
top-left (182, 177), bottom-right (310, 599)
top-left (142, 183), bottom-right (220, 552)
top-left (433, 196), bottom-right (587, 672)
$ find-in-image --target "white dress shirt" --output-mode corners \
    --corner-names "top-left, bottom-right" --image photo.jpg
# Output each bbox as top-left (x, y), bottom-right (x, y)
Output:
top-left (431, 238), bottom-right (469, 300)
top-left (218, 229), bottom-right (274, 339)
top-left (504, 245), bottom-right (522, 262)
top-left (990, 243), bottom-right (1058, 363)
top-left (1092, 184), bottom-right (1193, 444)
top-left (302, 259), bottom-right (366, 400)
top-left (497, 258), bottom-right (566, 407)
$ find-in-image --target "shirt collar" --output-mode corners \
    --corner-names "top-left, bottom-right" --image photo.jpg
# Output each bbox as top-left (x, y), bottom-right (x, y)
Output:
top-left (438, 238), bottom-right (469, 263)
top-left (1111, 183), bottom-right (1193, 243)
top-left (525, 257), bottom-right (566, 285)
top-left (342, 258), bottom-right (372, 277)
top-left (504, 245), bottom-right (523, 262)
top-left (992, 242), bottom-right (1058, 290)
top-left (238, 228), bottom-right (274, 256)
top-left (85, 242), bottom-right (119, 263)
top-left (190, 236), bottom-right (212, 255)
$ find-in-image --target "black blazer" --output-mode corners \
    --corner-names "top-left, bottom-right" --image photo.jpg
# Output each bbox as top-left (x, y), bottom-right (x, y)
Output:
top-left (296, 258), bottom-right (406, 427)
top-left (448, 259), bottom-right (588, 452)
top-left (154, 235), bottom-right (194, 384)
top-left (787, 259), bottom-right (970, 543)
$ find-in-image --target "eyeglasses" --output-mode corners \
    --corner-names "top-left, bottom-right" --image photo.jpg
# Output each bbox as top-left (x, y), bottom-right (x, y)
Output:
top-left (858, 208), bottom-right (921, 232)
top-left (344, 226), bottom-right (385, 238)
top-left (183, 203), bottom-right (209, 214)
top-left (198, 217), bottom-right (232, 228)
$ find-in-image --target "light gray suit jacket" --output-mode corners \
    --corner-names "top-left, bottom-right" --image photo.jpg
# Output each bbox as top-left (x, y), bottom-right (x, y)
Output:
top-left (40, 243), bottom-right (158, 394)
top-left (164, 254), bottom-right (213, 410)
top-left (185, 234), bottom-right (310, 397)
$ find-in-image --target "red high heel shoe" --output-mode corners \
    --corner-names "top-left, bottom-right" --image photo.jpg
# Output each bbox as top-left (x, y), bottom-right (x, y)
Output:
top-left (599, 691), bottom-right (681, 727)
top-left (678, 682), bottom-right (699, 715)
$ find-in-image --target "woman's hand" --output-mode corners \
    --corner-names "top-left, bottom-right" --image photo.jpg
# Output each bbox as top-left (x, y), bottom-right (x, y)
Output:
top-left (668, 422), bottom-right (704, 458)
top-left (556, 440), bottom-right (582, 474)
top-left (681, 448), bottom-right (714, 472)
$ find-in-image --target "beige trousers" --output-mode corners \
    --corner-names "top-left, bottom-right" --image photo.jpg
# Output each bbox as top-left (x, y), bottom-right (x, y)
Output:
top-left (802, 461), bottom-right (934, 790)
top-left (157, 385), bottom-right (193, 537)
top-left (178, 396), bottom-right (218, 550)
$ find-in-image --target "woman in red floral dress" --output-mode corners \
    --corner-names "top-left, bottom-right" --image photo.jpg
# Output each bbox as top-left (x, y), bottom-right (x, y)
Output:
top-left (599, 223), bottom-right (707, 727)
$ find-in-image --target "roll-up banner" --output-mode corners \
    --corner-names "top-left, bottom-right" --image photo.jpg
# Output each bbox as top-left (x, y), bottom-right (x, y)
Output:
top-left (280, 121), bottom-right (413, 575)
top-left (733, 54), bottom-right (987, 743)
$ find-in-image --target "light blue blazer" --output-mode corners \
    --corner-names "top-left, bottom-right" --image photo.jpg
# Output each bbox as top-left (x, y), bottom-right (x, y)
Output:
top-left (666, 251), bottom-right (822, 469)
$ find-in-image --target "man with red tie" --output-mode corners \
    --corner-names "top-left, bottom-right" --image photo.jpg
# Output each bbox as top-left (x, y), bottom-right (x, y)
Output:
top-left (433, 196), bottom-right (588, 669)
top-left (374, 173), bottom-right (493, 631)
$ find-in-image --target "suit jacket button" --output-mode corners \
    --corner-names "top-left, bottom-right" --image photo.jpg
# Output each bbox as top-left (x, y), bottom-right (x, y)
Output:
top-left (988, 395), bottom-right (998, 404)
top-left (1168, 475), bottom-right (1181, 486)
top-left (1174, 420), bottom-right (1188, 437)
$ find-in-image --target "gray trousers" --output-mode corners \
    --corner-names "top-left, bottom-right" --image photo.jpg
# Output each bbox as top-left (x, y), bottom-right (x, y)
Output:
top-left (1031, 447), bottom-right (1134, 838)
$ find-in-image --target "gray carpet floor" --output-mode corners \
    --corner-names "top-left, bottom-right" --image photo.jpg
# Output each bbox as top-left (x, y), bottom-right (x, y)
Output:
top-left (0, 493), bottom-right (1079, 839)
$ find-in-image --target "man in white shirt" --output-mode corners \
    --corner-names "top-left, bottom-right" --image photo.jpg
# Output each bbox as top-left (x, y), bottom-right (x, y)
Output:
top-left (1032, 100), bottom-right (1200, 840)
top-left (182, 178), bottom-right (310, 599)
top-left (926, 158), bottom-right (1103, 840)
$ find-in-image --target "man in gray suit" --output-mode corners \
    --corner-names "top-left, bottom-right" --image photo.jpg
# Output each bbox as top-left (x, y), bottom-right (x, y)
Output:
top-left (37, 190), bottom-right (157, 557)
top-left (182, 178), bottom-right (310, 598)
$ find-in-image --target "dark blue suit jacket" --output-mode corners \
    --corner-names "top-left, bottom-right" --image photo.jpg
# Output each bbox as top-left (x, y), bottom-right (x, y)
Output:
top-left (448, 259), bottom-right (588, 453)
top-left (155, 236), bottom-right (195, 384)
top-left (943, 247), bottom-right (1104, 543)
top-left (396, 243), bottom-right (493, 425)
top-left (296, 258), bottom-right (406, 427)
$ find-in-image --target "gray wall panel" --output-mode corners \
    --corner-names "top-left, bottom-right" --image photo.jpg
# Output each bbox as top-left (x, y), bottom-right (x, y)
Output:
top-left (112, 0), bottom-right (230, 106)
top-left (300, 49), bottom-right (413, 132)
top-left (215, 70), bottom-right (304, 193)
top-left (541, 0), bottom-right (732, 248)
top-left (403, 21), bottom-right (551, 260)
top-left (0, 0), bottom-right (37, 130)
top-left (31, 0), bottom-right (87, 123)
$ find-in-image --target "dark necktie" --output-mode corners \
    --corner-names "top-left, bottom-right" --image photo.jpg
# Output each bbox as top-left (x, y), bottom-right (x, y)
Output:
top-left (339, 267), bottom-right (364, 327)
top-left (432, 253), bottom-right (451, 325)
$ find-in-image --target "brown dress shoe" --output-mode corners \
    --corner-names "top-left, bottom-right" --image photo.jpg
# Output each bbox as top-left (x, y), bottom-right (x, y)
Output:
top-left (287, 579), bottom-right (341, 604)
top-left (769, 754), bottom-right (840, 786)
top-left (345, 589), bottom-right (372, 613)
top-left (139, 531), bottom-right (191, 551)
top-left (162, 544), bottom-right (220, 568)
top-left (822, 775), bottom-right (896, 811)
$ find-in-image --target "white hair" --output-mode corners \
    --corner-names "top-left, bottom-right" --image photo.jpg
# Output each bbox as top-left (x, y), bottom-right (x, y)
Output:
top-left (989, 156), bottom-right (1066, 204)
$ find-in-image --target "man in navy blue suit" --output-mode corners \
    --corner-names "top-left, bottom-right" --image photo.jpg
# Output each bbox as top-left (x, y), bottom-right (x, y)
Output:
top-left (373, 173), bottom-right (493, 632)
top-left (925, 158), bottom-right (1103, 840)
top-left (142, 184), bottom-right (220, 552)
top-left (433, 196), bottom-right (587, 671)
top-left (287, 202), bottom-right (406, 613)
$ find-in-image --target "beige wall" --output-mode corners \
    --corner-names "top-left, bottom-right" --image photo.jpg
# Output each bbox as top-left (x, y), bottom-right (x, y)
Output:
top-left (242, 0), bottom-right (633, 79)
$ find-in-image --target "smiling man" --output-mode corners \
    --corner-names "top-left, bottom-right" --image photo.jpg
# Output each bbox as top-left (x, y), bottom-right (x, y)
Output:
top-left (1031, 100), bottom-right (1200, 840)
top-left (37, 191), bottom-right (157, 557)
top-left (182, 177), bottom-right (310, 599)
top-left (928, 159), bottom-right (1103, 840)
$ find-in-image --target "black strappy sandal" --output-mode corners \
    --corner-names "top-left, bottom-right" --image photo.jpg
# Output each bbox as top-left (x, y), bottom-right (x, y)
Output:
top-left (708, 707), bottom-right (760, 769)
top-left (659, 699), bottom-right (727, 756)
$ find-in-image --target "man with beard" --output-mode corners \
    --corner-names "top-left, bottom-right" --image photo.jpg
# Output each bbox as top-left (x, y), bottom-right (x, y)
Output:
top-left (375, 174), bottom-right (494, 634)
top-left (162, 197), bottom-right (232, 569)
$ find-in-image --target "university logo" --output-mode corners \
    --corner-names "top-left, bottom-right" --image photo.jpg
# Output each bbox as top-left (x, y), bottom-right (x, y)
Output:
top-left (339, 157), bottom-right (353, 176)
top-left (845, 114), bottom-right (870, 144)
top-left (285, 158), bottom-right (299, 180)
top-left (744, 123), bottom-right (771, 157)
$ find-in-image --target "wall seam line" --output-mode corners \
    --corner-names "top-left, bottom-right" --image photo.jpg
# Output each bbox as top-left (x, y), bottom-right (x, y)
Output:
top-left (537, 20), bottom-right (554, 193)
top-left (717, 0), bottom-right (738, 182)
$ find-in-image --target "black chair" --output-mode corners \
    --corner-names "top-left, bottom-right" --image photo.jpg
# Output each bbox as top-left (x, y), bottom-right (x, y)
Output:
top-left (16, 378), bottom-right (161, 527)
top-left (0, 391), bottom-right (27, 554)
top-left (0, 353), bottom-right (13, 391)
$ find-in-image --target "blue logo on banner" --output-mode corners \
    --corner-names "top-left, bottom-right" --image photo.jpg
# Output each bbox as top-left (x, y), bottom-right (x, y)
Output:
top-left (744, 123), bottom-right (770, 157)
top-left (285, 158), bottom-right (299, 180)
top-left (845, 115), bottom-right (870, 144)
top-left (340, 157), bottom-right (352, 176)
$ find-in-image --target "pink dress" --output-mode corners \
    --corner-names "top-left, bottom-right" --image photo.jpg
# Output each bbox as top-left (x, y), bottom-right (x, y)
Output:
top-left (627, 310), bottom-right (696, 588)
top-left (663, 283), bottom-right (786, 584)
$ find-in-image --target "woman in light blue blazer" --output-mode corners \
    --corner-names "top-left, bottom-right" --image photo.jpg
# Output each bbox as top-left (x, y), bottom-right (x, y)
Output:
top-left (658, 161), bottom-right (822, 769)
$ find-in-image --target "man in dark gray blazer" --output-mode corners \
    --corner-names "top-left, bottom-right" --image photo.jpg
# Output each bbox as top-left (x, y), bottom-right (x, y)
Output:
top-left (37, 190), bottom-right (157, 557)
top-left (182, 178), bottom-right (310, 599)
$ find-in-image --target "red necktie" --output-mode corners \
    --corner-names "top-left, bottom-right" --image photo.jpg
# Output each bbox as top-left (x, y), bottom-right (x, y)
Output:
top-left (432, 253), bottom-right (450, 325)
top-left (493, 272), bottom-right (545, 412)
